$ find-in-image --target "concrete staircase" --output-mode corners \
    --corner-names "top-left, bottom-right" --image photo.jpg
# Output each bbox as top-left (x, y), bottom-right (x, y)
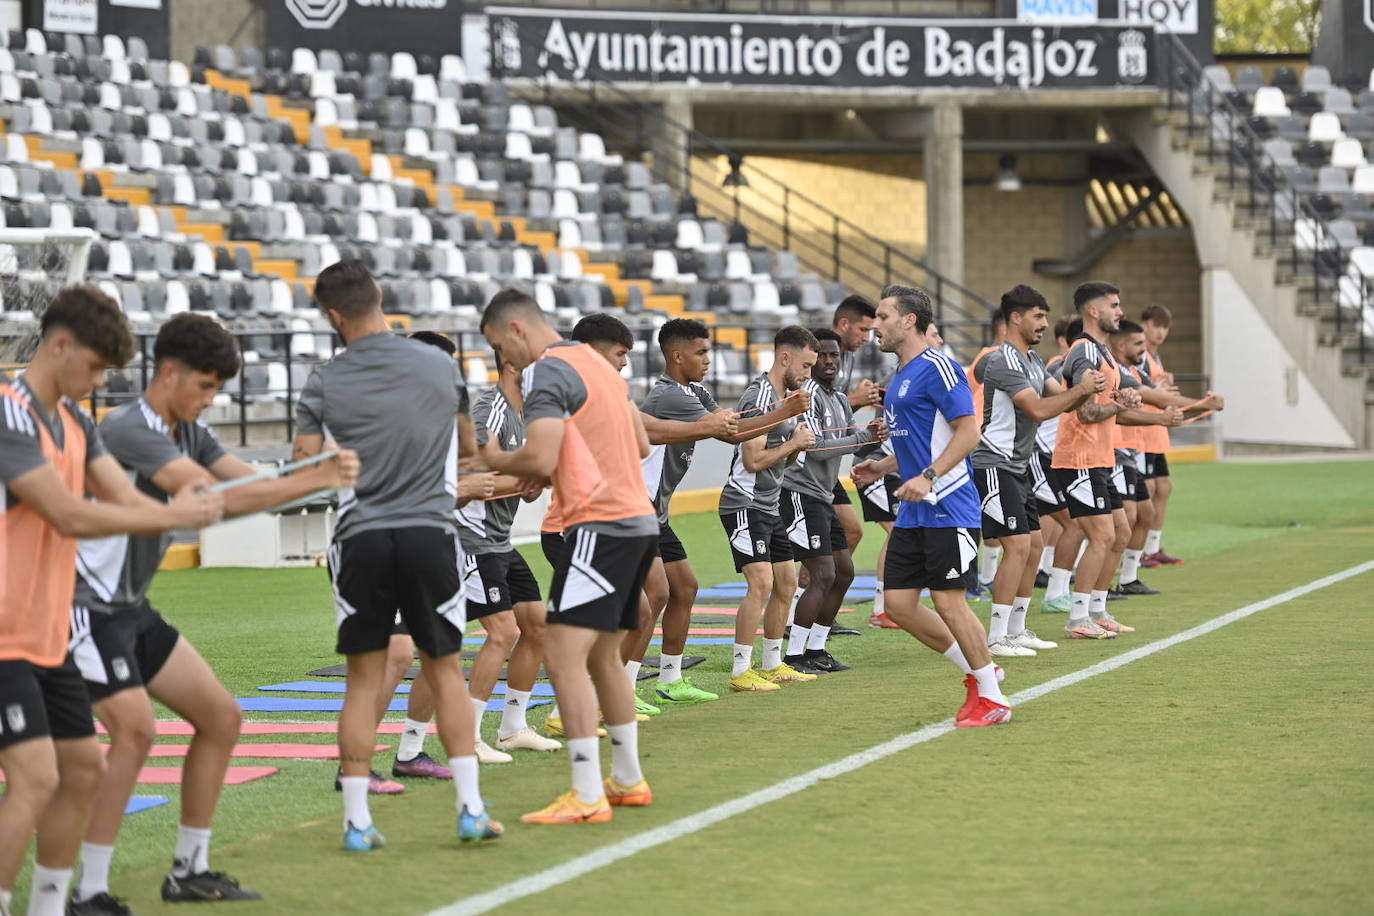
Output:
top-left (1116, 108), bottom-right (1374, 451)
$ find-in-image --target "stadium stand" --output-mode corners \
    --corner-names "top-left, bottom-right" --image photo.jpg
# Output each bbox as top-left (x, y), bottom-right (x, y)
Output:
top-left (0, 25), bottom-right (880, 432)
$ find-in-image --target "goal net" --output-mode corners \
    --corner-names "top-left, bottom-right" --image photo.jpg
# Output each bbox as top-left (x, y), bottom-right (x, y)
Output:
top-left (0, 227), bottom-right (96, 369)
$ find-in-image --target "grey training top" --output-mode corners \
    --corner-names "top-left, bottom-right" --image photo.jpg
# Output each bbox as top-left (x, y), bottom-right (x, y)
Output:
top-left (73, 399), bottom-right (226, 615)
top-left (296, 332), bottom-right (468, 542)
top-left (0, 375), bottom-right (106, 500)
top-left (972, 344), bottom-right (1047, 474)
top-left (640, 375), bottom-right (720, 526)
top-left (1034, 356), bottom-right (1067, 454)
top-left (783, 379), bottom-right (875, 502)
top-left (719, 372), bottom-right (798, 516)
top-left (522, 341), bottom-right (657, 537)
top-left (457, 387), bottom-right (522, 555)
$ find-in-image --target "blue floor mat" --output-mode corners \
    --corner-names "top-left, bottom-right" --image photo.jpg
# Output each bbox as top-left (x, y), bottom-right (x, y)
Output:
top-left (236, 697), bottom-right (551, 713)
top-left (259, 681), bottom-right (557, 697)
top-left (125, 797), bottom-right (169, 815)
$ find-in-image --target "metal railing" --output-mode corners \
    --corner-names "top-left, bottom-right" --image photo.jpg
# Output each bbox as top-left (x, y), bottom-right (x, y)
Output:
top-left (79, 324), bottom-right (912, 445)
top-left (1159, 32), bottom-right (1371, 368)
top-left (502, 32), bottom-right (996, 354)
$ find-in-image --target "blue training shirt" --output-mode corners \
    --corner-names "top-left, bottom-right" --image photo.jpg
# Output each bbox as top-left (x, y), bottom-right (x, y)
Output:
top-left (884, 348), bottom-right (982, 529)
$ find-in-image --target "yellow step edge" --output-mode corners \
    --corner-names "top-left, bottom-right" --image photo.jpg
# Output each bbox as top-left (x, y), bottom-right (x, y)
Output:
top-left (1167, 444), bottom-right (1217, 463)
top-left (159, 543), bottom-right (200, 571)
top-left (105, 187), bottom-right (151, 206)
top-left (179, 222), bottom-right (225, 242)
top-left (255, 259), bottom-right (299, 280)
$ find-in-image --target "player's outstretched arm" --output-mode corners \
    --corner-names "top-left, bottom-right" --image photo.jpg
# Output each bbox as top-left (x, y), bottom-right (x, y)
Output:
top-left (740, 423), bottom-right (814, 472)
top-left (10, 456), bottom-right (222, 538)
top-left (172, 451), bottom-right (360, 520)
top-left (1118, 406), bottom-right (1183, 427)
top-left (643, 409), bottom-right (739, 445)
top-left (1017, 369), bottom-right (1105, 422)
top-left (484, 417), bottom-right (564, 479)
top-left (730, 389), bottom-right (813, 443)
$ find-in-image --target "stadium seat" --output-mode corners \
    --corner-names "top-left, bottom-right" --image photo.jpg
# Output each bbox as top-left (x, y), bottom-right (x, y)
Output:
top-left (1253, 87), bottom-right (1290, 118)
top-left (1309, 112), bottom-right (1345, 142)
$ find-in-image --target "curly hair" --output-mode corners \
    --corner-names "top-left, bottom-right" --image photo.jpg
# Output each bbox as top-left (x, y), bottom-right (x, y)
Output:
top-left (40, 285), bottom-right (134, 365)
top-left (153, 313), bottom-right (241, 381)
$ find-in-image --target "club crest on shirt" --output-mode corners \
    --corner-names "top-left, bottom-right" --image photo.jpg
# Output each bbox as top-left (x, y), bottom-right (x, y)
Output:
top-left (898, 379), bottom-right (911, 397)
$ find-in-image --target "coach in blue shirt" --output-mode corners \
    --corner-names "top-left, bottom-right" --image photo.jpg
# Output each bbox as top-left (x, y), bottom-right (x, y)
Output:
top-left (851, 285), bottom-right (1013, 728)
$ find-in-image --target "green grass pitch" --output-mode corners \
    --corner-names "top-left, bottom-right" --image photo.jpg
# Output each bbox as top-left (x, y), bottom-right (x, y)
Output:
top-left (10, 460), bottom-right (1374, 914)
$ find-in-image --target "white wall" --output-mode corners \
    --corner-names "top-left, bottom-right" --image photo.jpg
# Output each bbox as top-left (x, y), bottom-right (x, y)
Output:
top-left (1209, 268), bottom-right (1355, 448)
top-left (0, 1), bottom-right (21, 33)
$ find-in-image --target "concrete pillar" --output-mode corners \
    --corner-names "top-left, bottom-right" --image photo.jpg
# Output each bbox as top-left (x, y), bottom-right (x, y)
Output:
top-left (648, 91), bottom-right (694, 195)
top-left (923, 101), bottom-right (964, 293)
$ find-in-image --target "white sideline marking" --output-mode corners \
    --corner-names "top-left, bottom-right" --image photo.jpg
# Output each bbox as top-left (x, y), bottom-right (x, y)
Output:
top-left (425, 560), bottom-right (1374, 916)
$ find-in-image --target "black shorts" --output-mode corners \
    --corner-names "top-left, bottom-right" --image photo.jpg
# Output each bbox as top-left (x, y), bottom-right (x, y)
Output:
top-left (781, 489), bottom-right (849, 559)
top-left (1112, 461), bottom-right (1150, 503)
top-left (1127, 454), bottom-right (1151, 502)
top-left (858, 474), bottom-right (900, 523)
top-left (831, 480), bottom-right (851, 507)
top-left (463, 549), bottom-right (542, 619)
top-left (1030, 451), bottom-right (1066, 515)
top-left (328, 527), bottom-right (466, 658)
top-left (884, 526), bottom-right (981, 592)
top-left (658, 523), bottom-right (688, 565)
top-left (1144, 453), bottom-right (1170, 479)
top-left (547, 526), bottom-right (658, 632)
top-left (720, 508), bottom-right (792, 572)
top-left (1056, 466), bottom-right (1120, 517)
top-left (541, 530), bottom-right (568, 568)
top-left (69, 603), bottom-right (181, 702)
top-left (975, 467), bottom-right (1041, 540)
top-left (0, 655), bottom-right (96, 750)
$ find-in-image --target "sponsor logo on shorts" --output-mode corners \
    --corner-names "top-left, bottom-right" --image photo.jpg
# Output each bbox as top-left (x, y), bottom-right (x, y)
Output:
top-left (945, 568), bottom-right (960, 579)
top-left (488, 586), bottom-right (501, 603)
top-left (112, 657), bottom-right (131, 682)
top-left (5, 703), bottom-right (25, 733)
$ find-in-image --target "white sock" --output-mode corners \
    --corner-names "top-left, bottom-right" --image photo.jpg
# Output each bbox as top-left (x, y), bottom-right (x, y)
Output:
top-left (942, 640), bottom-right (972, 674)
top-left (1090, 590), bottom-right (1109, 620)
top-left (397, 717), bottom-right (427, 762)
top-left (470, 696), bottom-right (486, 743)
top-left (172, 825), bottom-right (211, 877)
top-left (2, 888), bottom-right (11, 916)
top-left (26, 866), bottom-right (71, 916)
top-left (806, 624), bottom-right (830, 651)
top-left (1038, 547), bottom-right (1055, 575)
top-left (1121, 549), bottom-right (1143, 584)
top-left (658, 654), bottom-right (683, 686)
top-left (450, 756), bottom-right (482, 816)
top-left (762, 638), bottom-right (783, 671)
top-left (979, 546), bottom-right (1001, 583)
top-left (499, 689), bottom-right (531, 737)
top-left (785, 623), bottom-right (808, 657)
top-left (786, 589), bottom-right (801, 627)
top-left (74, 843), bottom-right (114, 900)
top-left (971, 663), bottom-right (1008, 705)
top-left (1008, 597), bottom-right (1030, 637)
top-left (1074, 540), bottom-right (1088, 567)
top-left (1047, 567), bottom-right (1072, 600)
top-left (1068, 591), bottom-right (1092, 625)
top-left (873, 580), bottom-right (885, 614)
top-left (567, 737), bottom-right (603, 804)
top-left (624, 660), bottom-right (641, 686)
top-left (731, 643), bottom-right (753, 677)
top-left (1145, 529), bottom-right (1163, 555)
top-left (340, 776), bottom-right (372, 831)
top-left (988, 604), bottom-right (1011, 643)
top-left (605, 722), bottom-right (643, 785)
